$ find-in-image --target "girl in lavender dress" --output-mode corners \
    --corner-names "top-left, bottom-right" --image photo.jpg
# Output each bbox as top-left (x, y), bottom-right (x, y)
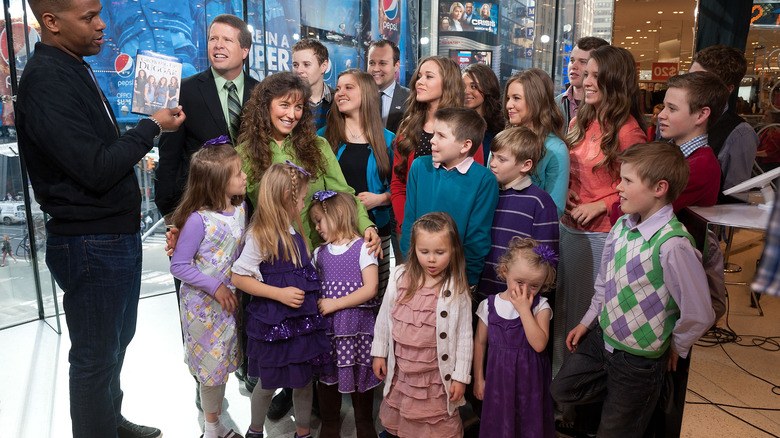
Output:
top-left (372, 212), bottom-right (473, 438)
top-left (170, 137), bottom-right (247, 438)
top-left (309, 191), bottom-right (382, 438)
top-left (473, 237), bottom-right (557, 438)
top-left (232, 162), bottom-right (332, 438)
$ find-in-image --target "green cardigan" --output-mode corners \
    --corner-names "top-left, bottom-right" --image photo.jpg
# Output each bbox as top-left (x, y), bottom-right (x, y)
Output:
top-left (238, 135), bottom-right (374, 247)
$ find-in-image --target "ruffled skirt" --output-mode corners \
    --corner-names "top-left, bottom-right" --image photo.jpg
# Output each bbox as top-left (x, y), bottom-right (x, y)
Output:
top-left (379, 286), bottom-right (462, 437)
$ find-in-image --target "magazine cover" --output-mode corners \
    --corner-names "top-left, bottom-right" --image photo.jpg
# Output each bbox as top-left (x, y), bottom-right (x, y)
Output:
top-left (131, 50), bottom-right (183, 115)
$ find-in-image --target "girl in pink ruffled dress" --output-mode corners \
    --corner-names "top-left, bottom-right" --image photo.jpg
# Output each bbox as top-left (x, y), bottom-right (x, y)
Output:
top-left (371, 212), bottom-right (473, 438)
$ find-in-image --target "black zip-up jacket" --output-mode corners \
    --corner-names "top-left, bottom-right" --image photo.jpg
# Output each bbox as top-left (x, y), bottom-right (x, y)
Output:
top-left (16, 43), bottom-right (160, 235)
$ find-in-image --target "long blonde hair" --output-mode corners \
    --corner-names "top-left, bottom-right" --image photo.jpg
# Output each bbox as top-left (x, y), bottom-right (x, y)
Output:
top-left (394, 56), bottom-right (464, 181)
top-left (323, 69), bottom-right (391, 180)
top-left (401, 212), bottom-right (469, 302)
top-left (249, 162), bottom-right (311, 266)
top-left (171, 143), bottom-right (244, 230)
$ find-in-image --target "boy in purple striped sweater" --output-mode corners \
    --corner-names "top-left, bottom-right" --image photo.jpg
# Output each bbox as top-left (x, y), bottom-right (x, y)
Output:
top-left (477, 127), bottom-right (559, 299)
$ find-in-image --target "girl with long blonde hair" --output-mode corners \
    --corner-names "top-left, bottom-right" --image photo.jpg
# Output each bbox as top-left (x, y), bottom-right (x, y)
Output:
top-left (232, 162), bottom-right (333, 438)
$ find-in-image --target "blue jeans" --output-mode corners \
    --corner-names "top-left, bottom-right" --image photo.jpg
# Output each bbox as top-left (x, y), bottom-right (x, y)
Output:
top-left (550, 326), bottom-right (668, 438)
top-left (46, 233), bottom-right (142, 438)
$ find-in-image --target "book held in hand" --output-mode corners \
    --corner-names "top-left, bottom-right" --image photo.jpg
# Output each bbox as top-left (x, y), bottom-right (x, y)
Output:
top-left (131, 50), bottom-right (182, 116)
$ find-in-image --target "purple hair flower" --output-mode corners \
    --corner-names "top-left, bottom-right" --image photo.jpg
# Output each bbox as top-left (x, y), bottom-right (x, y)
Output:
top-left (533, 244), bottom-right (558, 266)
top-left (202, 135), bottom-right (232, 148)
top-left (312, 190), bottom-right (338, 202)
top-left (285, 160), bottom-right (311, 177)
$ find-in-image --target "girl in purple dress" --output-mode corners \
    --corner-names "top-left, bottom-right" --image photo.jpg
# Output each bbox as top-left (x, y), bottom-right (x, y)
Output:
top-left (170, 138), bottom-right (247, 438)
top-left (473, 237), bottom-right (557, 438)
top-left (309, 191), bottom-right (382, 438)
top-left (232, 162), bottom-right (333, 438)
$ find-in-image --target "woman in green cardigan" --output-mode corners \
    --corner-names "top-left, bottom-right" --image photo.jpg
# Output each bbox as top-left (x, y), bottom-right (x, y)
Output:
top-left (237, 71), bottom-right (381, 253)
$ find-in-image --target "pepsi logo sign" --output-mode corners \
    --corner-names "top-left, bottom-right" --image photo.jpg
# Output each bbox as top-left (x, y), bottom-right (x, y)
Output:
top-left (114, 53), bottom-right (134, 77)
top-left (383, 0), bottom-right (398, 20)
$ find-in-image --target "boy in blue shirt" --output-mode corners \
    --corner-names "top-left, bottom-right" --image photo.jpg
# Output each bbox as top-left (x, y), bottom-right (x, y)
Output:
top-left (550, 142), bottom-right (715, 437)
top-left (400, 107), bottom-right (498, 285)
top-left (477, 126), bottom-right (559, 298)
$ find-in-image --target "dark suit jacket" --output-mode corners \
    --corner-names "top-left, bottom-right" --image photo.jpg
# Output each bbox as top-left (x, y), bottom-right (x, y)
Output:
top-left (155, 69), bottom-right (259, 216)
top-left (385, 83), bottom-right (410, 135)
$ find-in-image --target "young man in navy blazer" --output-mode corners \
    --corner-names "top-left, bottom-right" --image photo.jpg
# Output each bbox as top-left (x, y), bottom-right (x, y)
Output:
top-left (368, 39), bottom-right (410, 134)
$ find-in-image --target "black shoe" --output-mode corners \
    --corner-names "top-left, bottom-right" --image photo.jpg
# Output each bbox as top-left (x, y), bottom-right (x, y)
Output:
top-left (117, 419), bottom-right (162, 438)
top-left (235, 363), bottom-right (248, 382)
top-left (245, 429), bottom-right (263, 438)
top-left (244, 375), bottom-right (258, 393)
top-left (266, 387), bottom-right (293, 420)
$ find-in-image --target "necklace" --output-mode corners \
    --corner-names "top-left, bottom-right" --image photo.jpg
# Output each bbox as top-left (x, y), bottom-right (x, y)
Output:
top-left (346, 125), bottom-right (364, 140)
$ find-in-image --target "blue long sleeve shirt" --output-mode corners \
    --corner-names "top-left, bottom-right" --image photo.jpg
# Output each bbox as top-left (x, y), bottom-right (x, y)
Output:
top-left (400, 156), bottom-right (498, 284)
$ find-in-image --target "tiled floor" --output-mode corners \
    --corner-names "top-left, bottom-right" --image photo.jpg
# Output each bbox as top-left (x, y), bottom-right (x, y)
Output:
top-left (0, 228), bottom-right (778, 437)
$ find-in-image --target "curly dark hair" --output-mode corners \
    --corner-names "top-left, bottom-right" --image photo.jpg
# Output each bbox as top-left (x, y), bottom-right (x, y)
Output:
top-left (463, 63), bottom-right (504, 133)
top-left (237, 72), bottom-right (325, 185)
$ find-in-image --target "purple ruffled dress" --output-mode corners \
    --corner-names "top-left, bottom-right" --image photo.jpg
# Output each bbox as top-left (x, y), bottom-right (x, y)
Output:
top-left (315, 239), bottom-right (381, 393)
top-left (480, 294), bottom-right (555, 438)
top-left (245, 232), bottom-right (332, 389)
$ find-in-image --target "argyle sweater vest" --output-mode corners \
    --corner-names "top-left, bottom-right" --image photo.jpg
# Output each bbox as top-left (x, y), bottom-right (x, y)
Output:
top-left (599, 216), bottom-right (694, 358)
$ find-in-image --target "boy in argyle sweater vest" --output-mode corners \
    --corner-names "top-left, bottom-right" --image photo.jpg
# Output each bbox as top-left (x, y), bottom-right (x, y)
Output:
top-left (550, 143), bottom-right (715, 437)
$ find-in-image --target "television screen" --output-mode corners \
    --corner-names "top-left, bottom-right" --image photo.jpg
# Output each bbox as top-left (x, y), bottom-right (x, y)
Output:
top-left (449, 50), bottom-right (492, 69)
top-left (439, 1), bottom-right (498, 35)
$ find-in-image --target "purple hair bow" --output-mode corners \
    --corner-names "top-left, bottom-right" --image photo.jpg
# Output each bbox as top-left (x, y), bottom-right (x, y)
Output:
top-left (533, 244), bottom-right (558, 266)
top-left (202, 135), bottom-right (232, 148)
top-left (312, 190), bottom-right (338, 202)
top-left (285, 160), bottom-right (311, 176)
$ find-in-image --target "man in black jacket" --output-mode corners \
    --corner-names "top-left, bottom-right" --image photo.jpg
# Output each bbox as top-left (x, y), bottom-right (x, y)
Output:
top-left (16, 1), bottom-right (184, 437)
top-left (155, 14), bottom-right (259, 218)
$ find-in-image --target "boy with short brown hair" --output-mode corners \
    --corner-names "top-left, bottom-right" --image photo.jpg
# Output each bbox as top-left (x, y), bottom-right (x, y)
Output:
top-left (551, 142), bottom-right (715, 437)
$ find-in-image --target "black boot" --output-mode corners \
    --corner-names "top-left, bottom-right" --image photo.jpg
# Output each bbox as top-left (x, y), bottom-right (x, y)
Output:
top-left (267, 387), bottom-right (294, 420)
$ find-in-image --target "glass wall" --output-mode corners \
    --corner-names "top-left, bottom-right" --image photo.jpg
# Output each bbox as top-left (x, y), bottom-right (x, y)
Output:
top-left (0, 0), bottom-right (54, 330)
top-left (10, 0), bottom-right (735, 330)
top-left (1, 0), bottom-right (426, 330)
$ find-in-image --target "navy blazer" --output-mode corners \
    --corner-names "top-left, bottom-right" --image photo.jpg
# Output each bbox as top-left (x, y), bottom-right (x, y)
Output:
top-left (386, 83), bottom-right (410, 135)
top-left (155, 69), bottom-right (259, 216)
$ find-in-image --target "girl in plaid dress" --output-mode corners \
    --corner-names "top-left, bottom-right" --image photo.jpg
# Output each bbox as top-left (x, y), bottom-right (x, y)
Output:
top-left (170, 138), bottom-right (247, 438)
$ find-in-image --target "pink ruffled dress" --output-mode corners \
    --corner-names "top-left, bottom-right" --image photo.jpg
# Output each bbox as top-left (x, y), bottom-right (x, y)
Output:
top-left (378, 284), bottom-right (463, 437)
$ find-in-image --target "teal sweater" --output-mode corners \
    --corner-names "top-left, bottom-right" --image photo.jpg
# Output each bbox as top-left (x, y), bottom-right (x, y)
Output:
top-left (400, 156), bottom-right (498, 284)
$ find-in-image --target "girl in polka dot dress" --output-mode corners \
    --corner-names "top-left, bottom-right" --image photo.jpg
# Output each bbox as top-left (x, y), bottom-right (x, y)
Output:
top-left (309, 190), bottom-right (382, 437)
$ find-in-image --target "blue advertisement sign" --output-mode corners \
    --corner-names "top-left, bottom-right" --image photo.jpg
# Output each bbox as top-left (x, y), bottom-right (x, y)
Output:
top-left (88, 0), bottom-right (241, 123)
top-left (248, 0), bottom-right (300, 79)
top-left (66, 0), bottom-right (408, 123)
top-left (321, 42), bottom-right (360, 88)
top-left (525, 47), bottom-right (533, 58)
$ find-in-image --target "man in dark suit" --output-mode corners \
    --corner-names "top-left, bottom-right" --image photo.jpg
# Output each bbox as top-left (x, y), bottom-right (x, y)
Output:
top-left (154, 14), bottom-right (259, 399)
top-left (367, 39), bottom-right (409, 134)
top-left (155, 14), bottom-right (259, 217)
